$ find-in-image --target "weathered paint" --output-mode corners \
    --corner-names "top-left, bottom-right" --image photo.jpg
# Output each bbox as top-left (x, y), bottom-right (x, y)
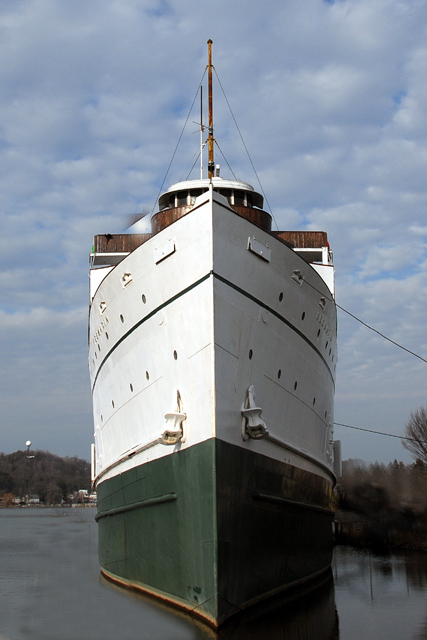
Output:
top-left (96, 438), bottom-right (334, 627)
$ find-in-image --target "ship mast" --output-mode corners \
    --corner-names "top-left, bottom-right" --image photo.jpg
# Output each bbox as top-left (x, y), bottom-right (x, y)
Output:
top-left (200, 85), bottom-right (204, 180)
top-left (207, 39), bottom-right (215, 179)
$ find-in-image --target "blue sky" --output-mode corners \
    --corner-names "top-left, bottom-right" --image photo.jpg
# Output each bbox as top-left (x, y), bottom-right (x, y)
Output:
top-left (1, 0), bottom-right (427, 463)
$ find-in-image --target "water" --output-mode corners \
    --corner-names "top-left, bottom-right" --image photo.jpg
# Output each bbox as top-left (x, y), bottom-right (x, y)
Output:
top-left (1, 508), bottom-right (427, 639)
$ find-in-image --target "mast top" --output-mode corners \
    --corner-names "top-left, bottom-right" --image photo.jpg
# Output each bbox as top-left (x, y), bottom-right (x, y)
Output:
top-left (207, 39), bottom-right (214, 179)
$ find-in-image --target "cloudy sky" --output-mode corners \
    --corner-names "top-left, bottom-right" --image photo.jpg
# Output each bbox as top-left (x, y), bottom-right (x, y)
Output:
top-left (1, 0), bottom-right (426, 464)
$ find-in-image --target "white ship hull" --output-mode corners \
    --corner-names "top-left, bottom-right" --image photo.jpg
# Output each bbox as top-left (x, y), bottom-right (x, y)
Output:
top-left (90, 188), bottom-right (336, 484)
top-left (88, 186), bottom-right (337, 626)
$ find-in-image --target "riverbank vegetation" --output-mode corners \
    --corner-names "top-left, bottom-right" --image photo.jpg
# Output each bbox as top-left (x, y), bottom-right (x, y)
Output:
top-left (0, 449), bottom-right (90, 505)
top-left (336, 458), bottom-right (427, 551)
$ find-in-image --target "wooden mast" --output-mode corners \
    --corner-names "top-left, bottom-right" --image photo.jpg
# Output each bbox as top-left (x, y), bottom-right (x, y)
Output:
top-left (200, 85), bottom-right (204, 179)
top-left (207, 39), bottom-right (214, 179)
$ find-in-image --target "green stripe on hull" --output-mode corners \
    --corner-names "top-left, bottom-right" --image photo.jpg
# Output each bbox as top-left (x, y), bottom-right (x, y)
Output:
top-left (97, 439), bottom-right (218, 623)
top-left (96, 439), bottom-right (334, 627)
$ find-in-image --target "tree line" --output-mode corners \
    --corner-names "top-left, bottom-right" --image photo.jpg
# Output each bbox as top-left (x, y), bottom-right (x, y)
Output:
top-left (339, 457), bottom-right (427, 515)
top-left (0, 449), bottom-right (91, 505)
top-left (403, 405), bottom-right (427, 464)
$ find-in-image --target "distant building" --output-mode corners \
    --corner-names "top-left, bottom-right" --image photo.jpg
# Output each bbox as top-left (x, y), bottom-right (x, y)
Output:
top-left (73, 489), bottom-right (93, 504)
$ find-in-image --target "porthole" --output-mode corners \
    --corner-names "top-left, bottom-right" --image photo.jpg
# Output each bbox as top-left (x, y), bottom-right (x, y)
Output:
top-left (279, 292), bottom-right (284, 302)
top-left (294, 381), bottom-right (298, 391)
top-left (301, 312), bottom-right (305, 321)
top-left (142, 294), bottom-right (146, 304)
top-left (277, 369), bottom-right (282, 379)
top-left (120, 314), bottom-right (124, 323)
top-left (173, 350), bottom-right (178, 360)
top-left (249, 349), bottom-right (253, 360)
top-left (130, 383), bottom-right (133, 392)
top-left (146, 371), bottom-right (150, 380)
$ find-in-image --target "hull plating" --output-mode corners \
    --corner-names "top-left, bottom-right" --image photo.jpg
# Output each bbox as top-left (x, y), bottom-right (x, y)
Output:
top-left (96, 439), bottom-right (334, 626)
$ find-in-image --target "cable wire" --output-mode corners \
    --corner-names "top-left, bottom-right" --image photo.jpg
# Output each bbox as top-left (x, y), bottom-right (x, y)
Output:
top-left (148, 68), bottom-right (426, 367)
top-left (301, 274), bottom-right (427, 365)
top-left (334, 421), bottom-right (427, 446)
top-left (336, 304), bottom-right (427, 364)
top-left (213, 68), bottom-right (279, 230)
top-left (150, 69), bottom-right (207, 216)
top-left (215, 140), bottom-right (238, 181)
top-left (184, 151), bottom-right (202, 181)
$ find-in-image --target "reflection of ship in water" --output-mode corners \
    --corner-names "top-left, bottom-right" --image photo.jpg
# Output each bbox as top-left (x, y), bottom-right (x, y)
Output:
top-left (201, 571), bottom-right (338, 640)
top-left (101, 569), bottom-right (338, 640)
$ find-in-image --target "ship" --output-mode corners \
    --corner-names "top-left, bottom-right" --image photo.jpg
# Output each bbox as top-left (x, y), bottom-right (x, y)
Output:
top-left (88, 41), bottom-right (339, 628)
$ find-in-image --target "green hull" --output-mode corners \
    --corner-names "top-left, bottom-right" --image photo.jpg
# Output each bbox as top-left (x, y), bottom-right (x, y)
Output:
top-left (96, 439), bottom-right (334, 627)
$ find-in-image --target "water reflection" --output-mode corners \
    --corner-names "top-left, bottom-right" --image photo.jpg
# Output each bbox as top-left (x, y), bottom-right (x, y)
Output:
top-left (194, 574), bottom-right (338, 640)
top-left (108, 571), bottom-right (339, 640)
top-left (192, 548), bottom-right (427, 639)
top-left (3, 509), bottom-right (427, 639)
top-left (333, 547), bottom-right (427, 640)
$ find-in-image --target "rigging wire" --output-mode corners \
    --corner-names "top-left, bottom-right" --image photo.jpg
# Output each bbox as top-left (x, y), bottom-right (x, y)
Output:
top-left (334, 421), bottom-right (427, 446)
top-left (150, 68), bottom-right (207, 217)
top-left (335, 422), bottom-right (410, 442)
top-left (145, 83), bottom-right (427, 449)
top-left (141, 55), bottom-right (427, 450)
top-left (185, 151), bottom-right (202, 181)
top-left (213, 68), bottom-right (279, 231)
top-left (184, 140), bottom-right (238, 182)
top-left (336, 304), bottom-right (427, 365)
top-left (151, 64), bottom-right (278, 226)
top-left (301, 275), bottom-right (427, 365)
top-left (305, 264), bottom-right (426, 444)
top-left (148, 65), bottom-right (426, 367)
top-left (214, 140), bottom-right (238, 181)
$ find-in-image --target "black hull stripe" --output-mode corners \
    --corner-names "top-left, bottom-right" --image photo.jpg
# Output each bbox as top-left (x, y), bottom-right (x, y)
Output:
top-left (214, 272), bottom-right (335, 384)
top-left (92, 272), bottom-right (211, 391)
top-left (91, 271), bottom-right (335, 392)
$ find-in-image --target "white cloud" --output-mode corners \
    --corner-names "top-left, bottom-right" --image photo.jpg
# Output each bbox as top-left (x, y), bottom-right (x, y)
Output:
top-left (1, 0), bottom-right (427, 462)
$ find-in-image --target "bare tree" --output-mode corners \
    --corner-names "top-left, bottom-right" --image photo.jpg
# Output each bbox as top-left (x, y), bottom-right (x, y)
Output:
top-left (403, 406), bottom-right (427, 464)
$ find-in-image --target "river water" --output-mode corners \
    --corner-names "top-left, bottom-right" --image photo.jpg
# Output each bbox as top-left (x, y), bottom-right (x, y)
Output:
top-left (1, 507), bottom-right (427, 639)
